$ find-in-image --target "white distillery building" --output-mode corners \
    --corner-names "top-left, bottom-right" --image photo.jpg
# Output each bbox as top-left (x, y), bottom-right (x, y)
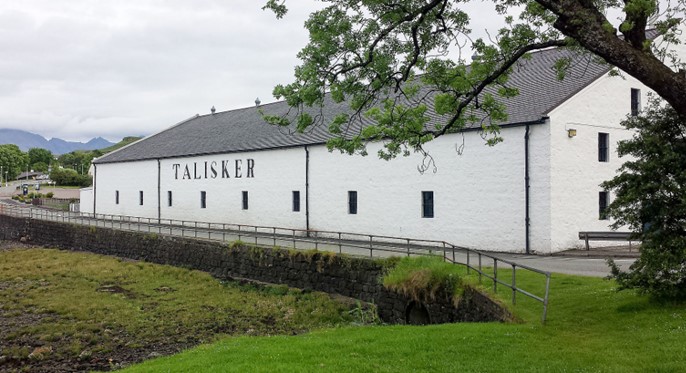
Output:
top-left (81, 46), bottom-right (659, 254)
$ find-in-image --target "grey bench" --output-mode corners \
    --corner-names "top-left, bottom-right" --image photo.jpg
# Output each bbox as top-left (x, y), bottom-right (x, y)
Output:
top-left (578, 231), bottom-right (637, 250)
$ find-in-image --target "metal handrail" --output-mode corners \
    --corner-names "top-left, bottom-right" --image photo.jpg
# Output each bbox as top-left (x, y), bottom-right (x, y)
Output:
top-left (0, 201), bottom-right (551, 323)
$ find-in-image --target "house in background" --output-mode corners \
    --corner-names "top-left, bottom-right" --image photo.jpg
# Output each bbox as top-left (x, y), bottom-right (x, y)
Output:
top-left (80, 44), bottom-right (662, 254)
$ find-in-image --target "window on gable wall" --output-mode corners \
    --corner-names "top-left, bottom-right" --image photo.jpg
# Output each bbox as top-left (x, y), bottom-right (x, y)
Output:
top-left (168, 191), bottom-right (173, 207)
top-left (599, 191), bottom-right (609, 220)
top-left (631, 88), bottom-right (641, 116)
top-left (200, 191), bottom-right (206, 209)
top-left (139, 191), bottom-right (144, 206)
top-left (598, 133), bottom-right (609, 162)
top-left (115, 190), bottom-right (119, 205)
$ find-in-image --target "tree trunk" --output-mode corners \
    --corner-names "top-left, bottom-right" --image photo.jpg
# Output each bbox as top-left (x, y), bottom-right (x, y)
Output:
top-left (537, 0), bottom-right (686, 117)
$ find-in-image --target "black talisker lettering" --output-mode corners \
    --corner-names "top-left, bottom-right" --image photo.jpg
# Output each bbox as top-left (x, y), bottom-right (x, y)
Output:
top-left (193, 162), bottom-right (201, 179)
top-left (221, 161), bottom-right (230, 178)
top-left (235, 159), bottom-right (242, 178)
top-left (204, 161), bottom-right (208, 179)
top-left (172, 164), bottom-right (181, 180)
top-left (210, 161), bottom-right (218, 178)
top-left (247, 159), bottom-right (255, 178)
top-left (183, 165), bottom-right (191, 180)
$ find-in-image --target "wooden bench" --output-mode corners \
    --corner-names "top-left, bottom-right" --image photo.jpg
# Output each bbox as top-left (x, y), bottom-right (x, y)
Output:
top-left (578, 231), bottom-right (637, 251)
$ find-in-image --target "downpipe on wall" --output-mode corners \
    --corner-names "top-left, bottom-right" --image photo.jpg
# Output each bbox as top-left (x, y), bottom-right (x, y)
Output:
top-left (305, 146), bottom-right (310, 236)
top-left (524, 124), bottom-right (531, 255)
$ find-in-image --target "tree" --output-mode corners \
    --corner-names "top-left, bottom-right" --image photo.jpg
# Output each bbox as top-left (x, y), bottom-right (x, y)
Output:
top-left (28, 148), bottom-right (54, 170)
top-left (49, 168), bottom-right (92, 187)
top-left (263, 0), bottom-right (686, 157)
top-left (603, 99), bottom-right (686, 300)
top-left (0, 144), bottom-right (29, 180)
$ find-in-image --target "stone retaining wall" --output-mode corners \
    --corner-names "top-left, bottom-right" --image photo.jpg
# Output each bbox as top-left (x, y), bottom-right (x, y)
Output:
top-left (0, 214), bottom-right (512, 324)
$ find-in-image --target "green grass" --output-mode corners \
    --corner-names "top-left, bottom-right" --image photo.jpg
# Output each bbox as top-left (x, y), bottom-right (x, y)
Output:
top-left (0, 248), bottom-right (360, 367)
top-left (122, 263), bottom-right (686, 372)
top-left (383, 256), bottom-right (468, 302)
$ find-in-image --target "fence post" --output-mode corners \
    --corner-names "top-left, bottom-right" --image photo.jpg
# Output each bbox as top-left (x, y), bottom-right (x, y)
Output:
top-left (273, 227), bottom-right (276, 247)
top-left (407, 239), bottom-right (410, 257)
top-left (478, 253), bottom-right (482, 284)
top-left (542, 274), bottom-right (551, 324)
top-left (369, 235), bottom-right (373, 258)
top-left (511, 264), bottom-right (517, 305)
top-left (493, 259), bottom-right (498, 293)
top-left (338, 232), bottom-right (342, 254)
top-left (254, 226), bottom-right (258, 245)
top-left (466, 249), bottom-right (470, 274)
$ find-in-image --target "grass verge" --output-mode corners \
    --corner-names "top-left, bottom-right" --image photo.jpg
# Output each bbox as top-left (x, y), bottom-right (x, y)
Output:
top-left (123, 261), bottom-right (686, 372)
top-left (0, 247), bottom-right (362, 371)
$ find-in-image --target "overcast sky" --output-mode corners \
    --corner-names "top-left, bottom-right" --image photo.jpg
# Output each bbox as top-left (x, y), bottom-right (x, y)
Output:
top-left (0, 1), bottom-right (544, 142)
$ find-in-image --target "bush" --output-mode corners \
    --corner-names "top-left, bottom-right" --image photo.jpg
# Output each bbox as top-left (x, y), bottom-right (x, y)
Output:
top-left (603, 99), bottom-right (686, 300)
top-left (46, 192), bottom-right (54, 198)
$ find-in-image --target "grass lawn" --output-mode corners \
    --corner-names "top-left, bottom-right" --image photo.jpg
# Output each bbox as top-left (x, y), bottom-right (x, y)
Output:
top-left (123, 264), bottom-right (686, 372)
top-left (0, 247), bottom-right (360, 372)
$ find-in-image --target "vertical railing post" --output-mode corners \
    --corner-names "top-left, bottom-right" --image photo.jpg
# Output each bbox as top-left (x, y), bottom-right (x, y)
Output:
top-left (407, 239), bottom-right (410, 257)
top-left (369, 235), bottom-right (373, 258)
top-left (493, 258), bottom-right (498, 293)
top-left (478, 253), bottom-right (482, 284)
top-left (292, 230), bottom-right (296, 248)
top-left (542, 273), bottom-right (551, 324)
top-left (273, 227), bottom-right (277, 247)
top-left (511, 264), bottom-right (517, 305)
top-left (338, 232), bottom-right (342, 254)
top-left (466, 249), bottom-right (470, 274)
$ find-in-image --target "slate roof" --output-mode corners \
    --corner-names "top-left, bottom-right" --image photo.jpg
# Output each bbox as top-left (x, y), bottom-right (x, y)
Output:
top-left (95, 47), bottom-right (611, 164)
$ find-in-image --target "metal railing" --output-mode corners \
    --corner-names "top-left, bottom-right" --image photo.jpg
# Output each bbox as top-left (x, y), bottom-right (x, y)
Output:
top-left (0, 202), bottom-right (551, 323)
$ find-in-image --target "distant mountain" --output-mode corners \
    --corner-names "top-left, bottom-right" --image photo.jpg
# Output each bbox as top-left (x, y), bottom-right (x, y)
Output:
top-left (0, 129), bottom-right (116, 154)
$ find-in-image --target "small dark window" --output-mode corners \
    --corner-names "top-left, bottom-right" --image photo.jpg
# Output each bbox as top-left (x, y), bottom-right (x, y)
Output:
top-left (631, 88), bottom-right (641, 116)
top-left (200, 191), bottom-right (206, 209)
top-left (599, 191), bottom-right (609, 220)
top-left (242, 191), bottom-right (249, 210)
top-left (348, 191), bottom-right (357, 214)
top-left (167, 191), bottom-right (172, 207)
top-left (139, 191), bottom-right (144, 206)
top-left (422, 191), bottom-right (434, 218)
top-left (292, 191), bottom-right (300, 212)
top-left (115, 191), bottom-right (119, 205)
top-left (598, 133), bottom-right (609, 162)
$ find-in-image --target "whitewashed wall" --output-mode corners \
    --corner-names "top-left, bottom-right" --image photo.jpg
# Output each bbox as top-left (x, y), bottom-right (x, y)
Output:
top-left (79, 187), bottom-right (94, 214)
top-left (159, 148), bottom-right (306, 228)
top-left (94, 160), bottom-right (159, 217)
top-left (309, 125), bottom-right (551, 253)
top-left (548, 73), bottom-right (644, 250)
